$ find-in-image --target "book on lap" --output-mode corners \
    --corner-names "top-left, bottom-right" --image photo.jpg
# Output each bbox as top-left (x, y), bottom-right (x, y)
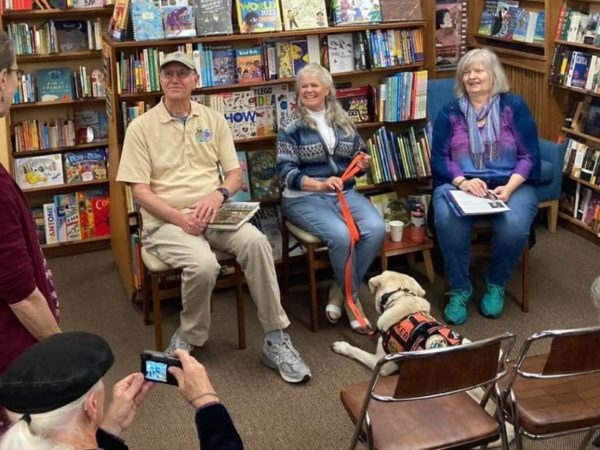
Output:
top-left (444, 189), bottom-right (510, 216)
top-left (208, 201), bottom-right (260, 230)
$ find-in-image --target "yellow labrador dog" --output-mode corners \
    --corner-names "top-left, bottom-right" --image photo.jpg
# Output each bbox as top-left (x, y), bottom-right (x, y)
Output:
top-left (333, 271), bottom-right (469, 376)
top-left (332, 271), bottom-right (513, 447)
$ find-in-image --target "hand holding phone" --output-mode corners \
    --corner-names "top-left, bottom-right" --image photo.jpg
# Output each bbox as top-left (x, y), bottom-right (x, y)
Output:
top-left (140, 350), bottom-right (182, 386)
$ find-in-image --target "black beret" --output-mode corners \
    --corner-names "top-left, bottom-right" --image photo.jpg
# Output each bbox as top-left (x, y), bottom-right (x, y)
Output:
top-left (0, 332), bottom-right (114, 414)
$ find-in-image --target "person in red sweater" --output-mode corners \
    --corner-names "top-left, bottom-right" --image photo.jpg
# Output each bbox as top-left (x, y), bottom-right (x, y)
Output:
top-left (0, 30), bottom-right (61, 432)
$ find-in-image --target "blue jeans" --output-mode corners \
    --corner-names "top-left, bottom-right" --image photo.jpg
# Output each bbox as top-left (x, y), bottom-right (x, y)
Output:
top-left (282, 190), bottom-right (385, 298)
top-left (433, 183), bottom-right (538, 290)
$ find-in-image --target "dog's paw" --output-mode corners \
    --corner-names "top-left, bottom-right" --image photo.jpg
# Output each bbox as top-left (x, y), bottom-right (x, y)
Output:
top-left (332, 341), bottom-right (352, 355)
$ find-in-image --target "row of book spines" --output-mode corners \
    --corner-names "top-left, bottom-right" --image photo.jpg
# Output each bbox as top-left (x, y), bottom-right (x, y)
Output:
top-left (14, 119), bottom-right (76, 152)
top-left (554, 6), bottom-right (600, 46)
top-left (7, 18), bottom-right (103, 56)
top-left (365, 126), bottom-right (431, 185)
top-left (550, 46), bottom-right (599, 92)
top-left (562, 179), bottom-right (600, 231)
top-left (3, 0), bottom-right (33, 11)
top-left (12, 68), bottom-right (104, 105)
top-left (563, 138), bottom-right (600, 186)
top-left (359, 28), bottom-right (423, 69)
top-left (378, 70), bottom-right (427, 123)
top-left (35, 189), bottom-right (110, 246)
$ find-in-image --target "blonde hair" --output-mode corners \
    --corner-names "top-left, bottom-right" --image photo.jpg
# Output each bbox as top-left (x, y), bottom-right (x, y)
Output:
top-left (294, 63), bottom-right (355, 136)
top-left (0, 380), bottom-right (104, 450)
top-left (454, 48), bottom-right (510, 97)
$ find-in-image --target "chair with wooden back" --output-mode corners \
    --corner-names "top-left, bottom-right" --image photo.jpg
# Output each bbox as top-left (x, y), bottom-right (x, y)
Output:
top-left (140, 246), bottom-right (246, 351)
top-left (500, 325), bottom-right (600, 449)
top-left (340, 332), bottom-right (516, 450)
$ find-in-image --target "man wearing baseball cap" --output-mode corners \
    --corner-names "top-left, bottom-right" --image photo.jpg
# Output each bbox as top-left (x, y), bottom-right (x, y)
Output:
top-left (117, 51), bottom-right (311, 384)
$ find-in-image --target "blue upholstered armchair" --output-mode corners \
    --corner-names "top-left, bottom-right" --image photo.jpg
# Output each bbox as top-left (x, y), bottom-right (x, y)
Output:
top-left (426, 78), bottom-right (566, 232)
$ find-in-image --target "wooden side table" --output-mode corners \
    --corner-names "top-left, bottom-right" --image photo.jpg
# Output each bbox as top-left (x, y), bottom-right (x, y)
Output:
top-left (380, 229), bottom-right (435, 284)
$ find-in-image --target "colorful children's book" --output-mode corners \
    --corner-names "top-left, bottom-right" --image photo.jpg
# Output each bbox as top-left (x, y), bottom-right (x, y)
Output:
top-left (275, 40), bottom-right (293, 78)
top-left (36, 68), bottom-right (73, 102)
top-left (63, 149), bottom-right (108, 184)
top-left (216, 90), bottom-right (257, 139)
top-left (248, 150), bottom-right (279, 200)
top-left (478, 0), bottom-right (498, 35)
top-left (211, 45), bottom-right (236, 85)
top-left (231, 151), bottom-right (252, 201)
top-left (195, 0), bottom-right (233, 35)
top-left (75, 110), bottom-right (109, 144)
top-left (91, 190), bottom-right (110, 237)
top-left (331, 0), bottom-right (382, 25)
top-left (336, 86), bottom-right (371, 123)
top-left (290, 39), bottom-right (309, 75)
top-left (76, 191), bottom-right (95, 240)
top-left (55, 20), bottom-right (88, 52)
top-left (235, 47), bottom-right (263, 83)
top-left (162, 0), bottom-right (196, 38)
top-left (207, 201), bottom-right (260, 230)
top-left (55, 193), bottom-right (81, 241)
top-left (131, 0), bottom-right (165, 41)
top-left (279, 0), bottom-right (328, 30)
top-left (14, 154), bottom-right (64, 190)
top-left (235, 0), bottom-right (282, 33)
top-left (109, 0), bottom-right (131, 40)
top-left (275, 85), bottom-right (297, 127)
top-left (254, 84), bottom-right (287, 136)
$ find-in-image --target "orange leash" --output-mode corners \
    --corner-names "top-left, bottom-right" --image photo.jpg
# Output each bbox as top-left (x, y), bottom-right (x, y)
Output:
top-left (337, 152), bottom-right (373, 334)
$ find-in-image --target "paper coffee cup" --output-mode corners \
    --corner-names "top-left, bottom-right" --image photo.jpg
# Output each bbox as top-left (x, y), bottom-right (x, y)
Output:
top-left (389, 220), bottom-right (404, 242)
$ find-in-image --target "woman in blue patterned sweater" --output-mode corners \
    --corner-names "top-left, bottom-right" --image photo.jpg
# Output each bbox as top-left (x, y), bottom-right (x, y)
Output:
top-left (276, 63), bottom-right (385, 333)
top-left (432, 48), bottom-right (541, 325)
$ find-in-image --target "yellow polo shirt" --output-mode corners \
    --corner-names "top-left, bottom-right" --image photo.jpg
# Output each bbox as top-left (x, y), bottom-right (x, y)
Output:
top-left (117, 99), bottom-right (239, 225)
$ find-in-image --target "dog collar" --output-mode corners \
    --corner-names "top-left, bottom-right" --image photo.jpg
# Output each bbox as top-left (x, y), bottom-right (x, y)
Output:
top-left (380, 287), bottom-right (417, 310)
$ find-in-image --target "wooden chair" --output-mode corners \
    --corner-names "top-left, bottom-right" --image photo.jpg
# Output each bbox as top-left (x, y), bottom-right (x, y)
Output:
top-left (500, 325), bottom-right (600, 450)
top-left (141, 247), bottom-right (246, 350)
top-left (281, 219), bottom-right (330, 332)
top-left (340, 332), bottom-right (516, 450)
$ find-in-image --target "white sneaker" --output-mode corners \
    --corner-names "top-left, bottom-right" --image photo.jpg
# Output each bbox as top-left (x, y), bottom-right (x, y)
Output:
top-left (262, 334), bottom-right (311, 383)
top-left (165, 327), bottom-right (194, 355)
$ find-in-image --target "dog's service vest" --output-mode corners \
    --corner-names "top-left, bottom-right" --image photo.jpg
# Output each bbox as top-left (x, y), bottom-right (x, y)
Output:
top-left (380, 311), bottom-right (466, 354)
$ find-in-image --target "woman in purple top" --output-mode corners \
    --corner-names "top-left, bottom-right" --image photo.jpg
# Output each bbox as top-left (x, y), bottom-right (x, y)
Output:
top-left (431, 48), bottom-right (540, 325)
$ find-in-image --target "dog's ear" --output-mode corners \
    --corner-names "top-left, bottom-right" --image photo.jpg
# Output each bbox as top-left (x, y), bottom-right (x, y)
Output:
top-left (368, 274), bottom-right (382, 294)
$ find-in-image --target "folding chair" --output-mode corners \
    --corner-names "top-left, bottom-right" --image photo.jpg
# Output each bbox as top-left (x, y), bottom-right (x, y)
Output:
top-left (501, 325), bottom-right (600, 450)
top-left (340, 332), bottom-right (516, 450)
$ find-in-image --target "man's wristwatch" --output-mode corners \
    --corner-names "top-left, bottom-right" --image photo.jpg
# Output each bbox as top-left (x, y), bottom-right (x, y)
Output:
top-left (216, 187), bottom-right (230, 201)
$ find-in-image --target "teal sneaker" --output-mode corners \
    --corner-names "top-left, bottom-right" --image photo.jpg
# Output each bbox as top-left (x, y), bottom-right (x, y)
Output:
top-left (480, 282), bottom-right (506, 318)
top-left (443, 287), bottom-right (473, 325)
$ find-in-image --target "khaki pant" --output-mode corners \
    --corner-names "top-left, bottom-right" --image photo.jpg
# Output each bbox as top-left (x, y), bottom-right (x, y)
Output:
top-left (142, 221), bottom-right (290, 346)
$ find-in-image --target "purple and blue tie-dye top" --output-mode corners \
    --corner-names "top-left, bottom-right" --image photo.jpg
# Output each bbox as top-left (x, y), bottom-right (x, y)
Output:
top-left (431, 93), bottom-right (541, 188)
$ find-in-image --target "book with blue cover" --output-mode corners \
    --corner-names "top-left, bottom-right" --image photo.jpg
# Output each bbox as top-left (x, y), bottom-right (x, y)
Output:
top-left (131, 0), bottom-right (165, 41)
top-left (36, 68), bottom-right (73, 102)
top-left (533, 11), bottom-right (545, 44)
top-left (211, 46), bottom-right (236, 85)
top-left (477, 0), bottom-right (498, 35)
top-left (162, 0), bottom-right (196, 38)
top-left (331, 0), bottom-right (382, 25)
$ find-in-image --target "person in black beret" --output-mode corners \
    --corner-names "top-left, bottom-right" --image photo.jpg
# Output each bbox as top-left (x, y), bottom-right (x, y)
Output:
top-left (0, 332), bottom-right (243, 450)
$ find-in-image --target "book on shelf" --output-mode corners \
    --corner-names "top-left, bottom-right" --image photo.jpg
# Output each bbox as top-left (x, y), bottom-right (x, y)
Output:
top-left (327, 33), bottom-right (354, 74)
top-left (488, 1), bottom-right (517, 37)
top-left (279, 0), bottom-right (328, 31)
top-left (532, 11), bottom-right (544, 44)
top-left (247, 150), bottom-right (279, 201)
top-left (43, 203), bottom-right (59, 245)
top-left (275, 41), bottom-right (294, 79)
top-left (235, 47), bottom-right (264, 83)
top-left (331, 0), bottom-right (382, 26)
top-left (290, 39), bottom-right (309, 76)
top-left (162, 0), bottom-right (196, 38)
top-left (63, 149), bottom-right (108, 184)
top-left (236, 0), bottom-right (282, 33)
top-left (212, 90), bottom-right (257, 139)
top-left (583, 103), bottom-right (600, 138)
top-left (109, 0), bottom-right (132, 41)
top-left (231, 151), bottom-right (252, 201)
top-left (31, 207), bottom-right (46, 246)
top-left (91, 191), bottom-right (111, 237)
top-left (195, 0), bottom-right (233, 35)
top-left (369, 191), bottom-right (410, 232)
top-left (36, 68), bottom-right (73, 102)
top-left (55, 20), bottom-right (89, 53)
top-left (379, 0), bottom-right (422, 22)
top-left (444, 189), bottom-right (510, 217)
top-left (478, 0), bottom-right (498, 36)
top-left (131, 0), bottom-right (165, 41)
top-left (336, 85), bottom-right (371, 123)
top-left (254, 84), bottom-right (287, 136)
top-left (55, 193), bottom-right (81, 242)
top-left (435, 0), bottom-right (467, 68)
top-left (566, 51), bottom-right (592, 89)
top-left (75, 110), bottom-right (109, 144)
top-left (14, 154), bottom-right (64, 190)
top-left (211, 46), bottom-right (236, 86)
top-left (207, 201), bottom-right (260, 230)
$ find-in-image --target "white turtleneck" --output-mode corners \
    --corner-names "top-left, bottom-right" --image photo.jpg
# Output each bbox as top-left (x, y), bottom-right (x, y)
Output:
top-left (306, 108), bottom-right (335, 154)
